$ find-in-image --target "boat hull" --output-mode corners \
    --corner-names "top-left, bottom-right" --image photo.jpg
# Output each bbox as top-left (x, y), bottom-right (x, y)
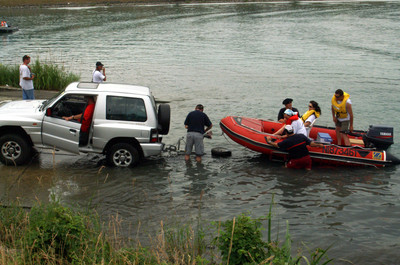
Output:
top-left (0, 27), bottom-right (18, 33)
top-left (220, 116), bottom-right (400, 167)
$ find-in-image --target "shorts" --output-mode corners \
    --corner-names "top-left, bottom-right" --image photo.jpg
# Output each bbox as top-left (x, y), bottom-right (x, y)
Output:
top-left (185, 131), bottom-right (204, 156)
top-left (22, 89), bottom-right (35, 100)
top-left (335, 120), bottom-right (350, 132)
top-left (287, 155), bottom-right (312, 170)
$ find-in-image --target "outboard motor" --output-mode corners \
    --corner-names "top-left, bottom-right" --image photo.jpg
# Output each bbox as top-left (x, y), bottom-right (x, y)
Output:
top-left (363, 125), bottom-right (394, 150)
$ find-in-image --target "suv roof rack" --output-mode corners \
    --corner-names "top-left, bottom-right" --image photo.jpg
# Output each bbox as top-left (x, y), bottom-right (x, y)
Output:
top-left (77, 82), bottom-right (99, 89)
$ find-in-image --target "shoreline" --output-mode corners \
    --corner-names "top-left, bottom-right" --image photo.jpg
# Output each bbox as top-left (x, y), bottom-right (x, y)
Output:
top-left (0, 0), bottom-right (324, 8)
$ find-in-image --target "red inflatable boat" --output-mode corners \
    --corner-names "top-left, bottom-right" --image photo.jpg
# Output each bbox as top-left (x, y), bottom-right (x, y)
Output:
top-left (220, 116), bottom-right (400, 167)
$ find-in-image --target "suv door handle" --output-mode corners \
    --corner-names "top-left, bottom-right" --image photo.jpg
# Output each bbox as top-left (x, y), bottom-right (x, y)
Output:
top-left (69, 129), bottom-right (77, 134)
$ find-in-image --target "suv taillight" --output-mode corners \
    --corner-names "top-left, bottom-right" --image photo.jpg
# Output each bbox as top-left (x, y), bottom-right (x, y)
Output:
top-left (150, 129), bottom-right (161, 143)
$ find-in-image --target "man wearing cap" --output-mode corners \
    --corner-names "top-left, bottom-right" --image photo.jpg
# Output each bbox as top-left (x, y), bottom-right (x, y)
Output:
top-left (274, 109), bottom-right (307, 137)
top-left (267, 125), bottom-right (323, 170)
top-left (92, 61), bottom-right (106, 83)
top-left (19, 55), bottom-right (35, 100)
top-left (184, 104), bottom-right (213, 162)
top-left (278, 98), bottom-right (299, 123)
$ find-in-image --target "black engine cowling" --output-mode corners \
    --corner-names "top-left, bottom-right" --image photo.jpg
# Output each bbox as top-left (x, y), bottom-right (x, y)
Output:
top-left (363, 125), bottom-right (394, 150)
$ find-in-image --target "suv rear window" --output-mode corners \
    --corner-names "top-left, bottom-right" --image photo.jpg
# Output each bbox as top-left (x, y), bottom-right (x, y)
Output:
top-left (106, 96), bottom-right (147, 122)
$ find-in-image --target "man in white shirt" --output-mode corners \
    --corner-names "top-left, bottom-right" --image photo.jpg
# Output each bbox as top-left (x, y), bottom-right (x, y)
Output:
top-left (92, 61), bottom-right (106, 83)
top-left (273, 109), bottom-right (308, 138)
top-left (19, 55), bottom-right (35, 100)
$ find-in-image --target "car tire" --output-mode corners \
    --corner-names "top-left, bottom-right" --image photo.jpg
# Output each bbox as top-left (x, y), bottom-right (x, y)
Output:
top-left (158, 104), bottom-right (170, 135)
top-left (211, 147), bottom-right (232, 157)
top-left (107, 143), bottom-right (140, 167)
top-left (0, 134), bottom-right (32, 165)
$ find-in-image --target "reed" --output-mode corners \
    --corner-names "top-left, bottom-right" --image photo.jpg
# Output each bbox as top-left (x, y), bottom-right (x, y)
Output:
top-left (0, 60), bottom-right (80, 91)
top-left (0, 198), bottom-right (334, 264)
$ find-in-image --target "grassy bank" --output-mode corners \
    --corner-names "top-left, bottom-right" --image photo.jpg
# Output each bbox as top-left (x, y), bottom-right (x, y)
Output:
top-left (0, 60), bottom-right (80, 91)
top-left (0, 197), bottom-right (334, 264)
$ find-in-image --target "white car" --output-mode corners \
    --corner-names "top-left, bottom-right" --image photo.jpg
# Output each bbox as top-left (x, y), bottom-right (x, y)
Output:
top-left (0, 82), bottom-right (170, 167)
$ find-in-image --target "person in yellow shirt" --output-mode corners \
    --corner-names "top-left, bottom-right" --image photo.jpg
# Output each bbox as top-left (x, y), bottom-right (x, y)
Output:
top-left (331, 89), bottom-right (353, 146)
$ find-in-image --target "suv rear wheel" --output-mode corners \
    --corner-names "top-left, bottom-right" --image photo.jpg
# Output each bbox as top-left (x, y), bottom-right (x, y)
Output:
top-left (107, 143), bottom-right (139, 167)
top-left (0, 134), bottom-right (32, 165)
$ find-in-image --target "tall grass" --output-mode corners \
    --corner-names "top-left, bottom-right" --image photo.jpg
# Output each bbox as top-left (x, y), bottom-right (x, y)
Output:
top-left (0, 60), bottom-right (80, 91)
top-left (0, 198), bottom-right (335, 264)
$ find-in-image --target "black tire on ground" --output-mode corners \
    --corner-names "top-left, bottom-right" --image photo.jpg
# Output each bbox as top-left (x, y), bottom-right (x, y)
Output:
top-left (0, 134), bottom-right (32, 165)
top-left (106, 143), bottom-right (140, 167)
top-left (211, 147), bottom-right (232, 157)
top-left (158, 104), bottom-right (171, 135)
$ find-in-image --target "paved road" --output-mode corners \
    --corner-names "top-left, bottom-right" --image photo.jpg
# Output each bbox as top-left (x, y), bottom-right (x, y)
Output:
top-left (0, 86), bottom-right (59, 101)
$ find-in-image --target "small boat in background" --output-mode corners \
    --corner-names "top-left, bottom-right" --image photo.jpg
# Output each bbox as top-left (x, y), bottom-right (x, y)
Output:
top-left (0, 26), bottom-right (19, 34)
top-left (220, 116), bottom-right (400, 168)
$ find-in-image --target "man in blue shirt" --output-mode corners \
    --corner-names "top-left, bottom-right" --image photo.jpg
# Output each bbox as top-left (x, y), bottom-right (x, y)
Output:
top-left (184, 104), bottom-right (213, 162)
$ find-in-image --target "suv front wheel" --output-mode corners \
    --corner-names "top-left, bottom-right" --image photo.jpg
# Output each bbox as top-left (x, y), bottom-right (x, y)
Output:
top-left (107, 143), bottom-right (140, 167)
top-left (0, 134), bottom-right (32, 165)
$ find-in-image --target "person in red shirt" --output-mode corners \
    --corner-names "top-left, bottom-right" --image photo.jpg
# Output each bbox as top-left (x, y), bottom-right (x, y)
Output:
top-left (63, 96), bottom-right (95, 146)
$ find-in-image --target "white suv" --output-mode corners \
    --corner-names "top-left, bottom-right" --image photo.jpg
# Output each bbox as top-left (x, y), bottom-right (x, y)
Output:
top-left (0, 82), bottom-right (170, 167)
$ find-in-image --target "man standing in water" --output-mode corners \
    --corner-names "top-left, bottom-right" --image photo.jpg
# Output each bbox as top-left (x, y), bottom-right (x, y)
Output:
top-left (267, 125), bottom-right (323, 170)
top-left (331, 89), bottom-right (353, 146)
top-left (19, 55), bottom-right (35, 100)
top-left (184, 104), bottom-right (212, 162)
top-left (92, 61), bottom-right (106, 83)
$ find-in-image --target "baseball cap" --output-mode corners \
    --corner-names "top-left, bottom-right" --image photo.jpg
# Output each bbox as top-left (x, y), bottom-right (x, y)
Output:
top-left (284, 109), bottom-right (294, 116)
top-left (284, 125), bottom-right (294, 134)
top-left (96, 61), bottom-right (104, 67)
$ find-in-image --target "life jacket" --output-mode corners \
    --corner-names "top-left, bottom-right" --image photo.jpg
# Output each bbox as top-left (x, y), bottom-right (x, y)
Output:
top-left (301, 110), bottom-right (320, 123)
top-left (1, 21), bottom-right (5, 27)
top-left (331, 92), bottom-right (350, 119)
top-left (285, 113), bottom-right (299, 125)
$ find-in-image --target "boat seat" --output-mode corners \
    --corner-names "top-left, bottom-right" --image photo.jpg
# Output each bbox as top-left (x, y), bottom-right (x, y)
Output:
top-left (349, 138), bottom-right (364, 145)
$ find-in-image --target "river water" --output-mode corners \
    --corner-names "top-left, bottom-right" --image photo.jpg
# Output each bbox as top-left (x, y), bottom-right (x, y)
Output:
top-left (1, 1), bottom-right (400, 263)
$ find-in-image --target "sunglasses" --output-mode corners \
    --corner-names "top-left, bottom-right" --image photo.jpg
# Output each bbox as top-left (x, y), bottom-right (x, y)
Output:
top-left (335, 95), bottom-right (342, 98)
top-left (308, 105), bottom-right (313, 108)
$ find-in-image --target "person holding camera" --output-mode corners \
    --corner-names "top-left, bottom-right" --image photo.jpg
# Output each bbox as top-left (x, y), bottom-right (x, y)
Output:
top-left (92, 61), bottom-right (106, 83)
top-left (19, 55), bottom-right (35, 100)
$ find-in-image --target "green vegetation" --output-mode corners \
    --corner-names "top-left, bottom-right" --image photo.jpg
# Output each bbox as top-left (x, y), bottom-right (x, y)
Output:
top-left (0, 60), bottom-right (80, 91)
top-left (0, 198), bottom-right (333, 264)
top-left (214, 195), bottom-right (333, 265)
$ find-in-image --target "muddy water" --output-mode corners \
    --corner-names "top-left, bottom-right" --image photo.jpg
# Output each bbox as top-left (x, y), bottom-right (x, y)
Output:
top-left (1, 1), bottom-right (400, 263)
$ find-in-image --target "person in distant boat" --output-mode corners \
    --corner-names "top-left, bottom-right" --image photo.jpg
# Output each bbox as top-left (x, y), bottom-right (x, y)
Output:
top-left (63, 96), bottom-right (96, 147)
top-left (301, 100), bottom-right (321, 128)
top-left (92, 61), bottom-right (106, 83)
top-left (1, 21), bottom-right (8, 27)
top-left (331, 89), bottom-right (353, 146)
top-left (19, 55), bottom-right (35, 100)
top-left (267, 125), bottom-right (323, 170)
top-left (278, 98), bottom-right (299, 123)
top-left (184, 104), bottom-right (213, 162)
top-left (274, 109), bottom-right (307, 138)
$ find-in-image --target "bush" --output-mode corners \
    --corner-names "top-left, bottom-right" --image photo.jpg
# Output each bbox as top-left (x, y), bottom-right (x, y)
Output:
top-left (0, 64), bottom-right (19, 87)
top-left (0, 203), bottom-right (28, 247)
top-left (30, 60), bottom-right (80, 90)
top-left (215, 213), bottom-right (268, 265)
top-left (24, 201), bottom-right (96, 263)
top-left (0, 60), bottom-right (80, 90)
